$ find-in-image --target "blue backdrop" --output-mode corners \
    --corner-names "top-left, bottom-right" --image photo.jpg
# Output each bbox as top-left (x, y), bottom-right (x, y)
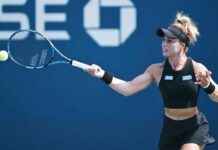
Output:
top-left (0, 0), bottom-right (218, 149)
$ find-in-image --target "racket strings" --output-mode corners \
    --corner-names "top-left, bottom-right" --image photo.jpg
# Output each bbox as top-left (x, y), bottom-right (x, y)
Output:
top-left (11, 31), bottom-right (29, 40)
top-left (29, 49), bottom-right (48, 67)
top-left (30, 54), bottom-right (39, 67)
top-left (8, 31), bottom-right (54, 68)
top-left (39, 49), bottom-right (48, 66)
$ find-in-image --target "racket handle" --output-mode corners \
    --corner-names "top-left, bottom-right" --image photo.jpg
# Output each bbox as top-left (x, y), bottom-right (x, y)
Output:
top-left (71, 60), bottom-right (90, 69)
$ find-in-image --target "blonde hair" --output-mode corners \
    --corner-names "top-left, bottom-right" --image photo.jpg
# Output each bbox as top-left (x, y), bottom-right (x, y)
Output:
top-left (171, 12), bottom-right (200, 45)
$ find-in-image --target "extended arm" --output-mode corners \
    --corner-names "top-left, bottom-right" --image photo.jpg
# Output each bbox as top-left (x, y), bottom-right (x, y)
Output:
top-left (85, 64), bottom-right (154, 96)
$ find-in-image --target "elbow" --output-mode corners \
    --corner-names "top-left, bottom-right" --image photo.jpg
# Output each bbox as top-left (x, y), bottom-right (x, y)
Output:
top-left (212, 99), bottom-right (218, 103)
top-left (213, 98), bottom-right (218, 103)
top-left (122, 91), bottom-right (134, 97)
top-left (121, 86), bottom-right (136, 97)
top-left (112, 82), bottom-right (135, 96)
top-left (211, 90), bottom-right (218, 102)
top-left (123, 93), bottom-right (132, 97)
top-left (209, 94), bottom-right (218, 103)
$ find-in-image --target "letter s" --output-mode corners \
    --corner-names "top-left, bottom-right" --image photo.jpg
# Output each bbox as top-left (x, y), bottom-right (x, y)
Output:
top-left (0, 0), bottom-right (29, 40)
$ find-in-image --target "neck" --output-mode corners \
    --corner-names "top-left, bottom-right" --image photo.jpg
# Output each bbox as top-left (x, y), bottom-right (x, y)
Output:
top-left (168, 54), bottom-right (187, 70)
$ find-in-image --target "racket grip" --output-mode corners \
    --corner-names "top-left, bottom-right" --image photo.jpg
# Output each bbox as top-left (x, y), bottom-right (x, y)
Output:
top-left (71, 60), bottom-right (90, 69)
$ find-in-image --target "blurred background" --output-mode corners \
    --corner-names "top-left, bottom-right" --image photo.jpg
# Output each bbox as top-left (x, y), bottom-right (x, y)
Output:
top-left (0, 0), bottom-right (218, 149)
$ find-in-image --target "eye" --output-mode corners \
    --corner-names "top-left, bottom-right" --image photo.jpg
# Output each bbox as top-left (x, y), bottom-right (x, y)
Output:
top-left (167, 39), bottom-right (174, 43)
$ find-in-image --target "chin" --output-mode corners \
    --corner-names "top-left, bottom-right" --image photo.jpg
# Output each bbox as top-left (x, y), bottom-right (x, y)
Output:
top-left (162, 53), bottom-right (168, 57)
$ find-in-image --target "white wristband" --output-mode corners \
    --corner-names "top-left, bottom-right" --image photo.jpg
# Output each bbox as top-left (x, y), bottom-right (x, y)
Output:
top-left (203, 82), bottom-right (210, 89)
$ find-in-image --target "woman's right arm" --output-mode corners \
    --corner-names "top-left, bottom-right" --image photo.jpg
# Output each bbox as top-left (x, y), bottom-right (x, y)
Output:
top-left (85, 64), bottom-right (155, 96)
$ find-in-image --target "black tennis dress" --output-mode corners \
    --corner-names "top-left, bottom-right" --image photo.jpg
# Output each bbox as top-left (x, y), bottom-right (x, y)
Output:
top-left (158, 57), bottom-right (215, 150)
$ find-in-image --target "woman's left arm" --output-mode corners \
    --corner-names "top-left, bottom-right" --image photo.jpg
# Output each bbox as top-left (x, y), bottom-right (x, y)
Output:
top-left (207, 79), bottom-right (218, 102)
top-left (194, 62), bottom-right (218, 102)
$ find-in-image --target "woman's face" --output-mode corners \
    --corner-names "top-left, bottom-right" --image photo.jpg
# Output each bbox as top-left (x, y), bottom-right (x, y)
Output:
top-left (161, 36), bottom-right (183, 57)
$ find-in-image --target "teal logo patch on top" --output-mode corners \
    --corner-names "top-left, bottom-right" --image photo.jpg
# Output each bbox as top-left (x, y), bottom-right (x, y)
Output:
top-left (164, 75), bottom-right (173, 80)
top-left (182, 75), bottom-right (192, 81)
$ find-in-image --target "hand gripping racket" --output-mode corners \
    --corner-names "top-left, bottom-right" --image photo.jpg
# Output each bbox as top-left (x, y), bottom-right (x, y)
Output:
top-left (7, 29), bottom-right (90, 70)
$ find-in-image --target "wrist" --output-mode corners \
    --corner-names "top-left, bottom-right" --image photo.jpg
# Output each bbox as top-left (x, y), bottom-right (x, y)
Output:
top-left (204, 82), bottom-right (215, 94)
top-left (203, 82), bottom-right (210, 89)
top-left (101, 71), bottom-right (113, 84)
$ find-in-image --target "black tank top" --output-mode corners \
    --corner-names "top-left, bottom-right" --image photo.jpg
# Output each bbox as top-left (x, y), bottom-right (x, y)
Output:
top-left (158, 57), bottom-right (201, 108)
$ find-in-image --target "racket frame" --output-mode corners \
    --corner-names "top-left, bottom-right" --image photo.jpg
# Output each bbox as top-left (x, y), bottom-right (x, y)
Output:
top-left (7, 29), bottom-right (90, 70)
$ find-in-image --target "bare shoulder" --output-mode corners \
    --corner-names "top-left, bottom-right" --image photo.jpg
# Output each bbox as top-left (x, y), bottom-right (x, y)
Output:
top-left (192, 59), bottom-right (208, 73)
top-left (144, 62), bottom-right (164, 84)
top-left (146, 62), bottom-right (164, 75)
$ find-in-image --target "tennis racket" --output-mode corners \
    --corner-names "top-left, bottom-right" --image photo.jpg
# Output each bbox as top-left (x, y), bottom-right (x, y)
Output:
top-left (7, 29), bottom-right (90, 70)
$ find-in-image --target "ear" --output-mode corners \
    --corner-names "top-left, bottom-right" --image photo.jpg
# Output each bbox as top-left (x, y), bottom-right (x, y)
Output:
top-left (179, 41), bottom-right (186, 49)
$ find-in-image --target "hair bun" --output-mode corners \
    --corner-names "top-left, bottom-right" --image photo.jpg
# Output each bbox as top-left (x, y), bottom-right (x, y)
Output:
top-left (177, 20), bottom-right (184, 25)
top-left (173, 12), bottom-right (200, 44)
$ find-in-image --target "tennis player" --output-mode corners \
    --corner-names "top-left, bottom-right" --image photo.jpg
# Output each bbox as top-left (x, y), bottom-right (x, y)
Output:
top-left (85, 12), bottom-right (218, 150)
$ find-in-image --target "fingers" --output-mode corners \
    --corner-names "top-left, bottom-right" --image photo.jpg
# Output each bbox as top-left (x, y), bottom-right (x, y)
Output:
top-left (195, 70), bottom-right (212, 87)
top-left (194, 81), bottom-right (201, 85)
top-left (84, 64), bottom-right (104, 78)
top-left (84, 64), bottom-right (99, 72)
top-left (206, 70), bottom-right (212, 78)
top-left (90, 64), bottom-right (101, 74)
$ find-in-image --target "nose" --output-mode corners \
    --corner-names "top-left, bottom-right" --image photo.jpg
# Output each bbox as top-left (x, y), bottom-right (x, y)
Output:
top-left (162, 40), bottom-right (167, 49)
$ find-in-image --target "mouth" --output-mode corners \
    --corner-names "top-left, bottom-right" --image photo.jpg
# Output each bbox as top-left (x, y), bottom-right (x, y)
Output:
top-left (162, 49), bottom-right (168, 53)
